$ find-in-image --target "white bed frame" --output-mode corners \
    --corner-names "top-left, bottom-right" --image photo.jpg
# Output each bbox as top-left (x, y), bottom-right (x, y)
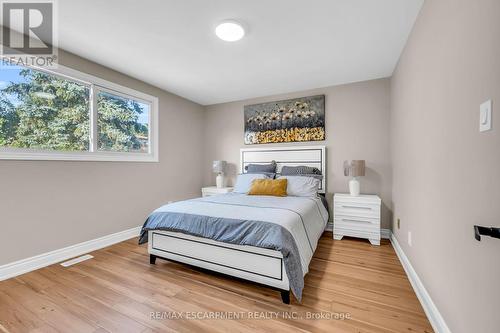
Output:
top-left (148, 145), bottom-right (326, 303)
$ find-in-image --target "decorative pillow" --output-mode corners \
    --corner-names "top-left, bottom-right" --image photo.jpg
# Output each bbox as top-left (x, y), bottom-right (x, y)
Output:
top-left (293, 173), bottom-right (322, 180)
top-left (233, 173), bottom-right (271, 193)
top-left (278, 176), bottom-right (320, 197)
top-left (245, 161), bottom-right (277, 174)
top-left (248, 179), bottom-right (288, 197)
top-left (281, 165), bottom-right (322, 176)
top-left (249, 171), bottom-right (276, 179)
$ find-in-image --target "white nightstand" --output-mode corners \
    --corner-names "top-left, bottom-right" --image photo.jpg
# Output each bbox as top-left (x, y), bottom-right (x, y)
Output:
top-left (333, 193), bottom-right (381, 245)
top-left (202, 186), bottom-right (233, 197)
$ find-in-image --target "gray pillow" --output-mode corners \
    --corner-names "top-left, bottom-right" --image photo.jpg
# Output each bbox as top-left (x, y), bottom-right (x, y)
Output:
top-left (245, 161), bottom-right (277, 174)
top-left (248, 171), bottom-right (276, 179)
top-left (281, 165), bottom-right (322, 176)
top-left (282, 174), bottom-right (323, 181)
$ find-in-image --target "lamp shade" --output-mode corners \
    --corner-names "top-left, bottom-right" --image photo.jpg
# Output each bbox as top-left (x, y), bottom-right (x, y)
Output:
top-left (212, 160), bottom-right (227, 174)
top-left (344, 160), bottom-right (365, 177)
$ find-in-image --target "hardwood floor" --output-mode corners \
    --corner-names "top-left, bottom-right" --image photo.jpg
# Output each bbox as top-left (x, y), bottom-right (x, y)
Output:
top-left (0, 232), bottom-right (433, 333)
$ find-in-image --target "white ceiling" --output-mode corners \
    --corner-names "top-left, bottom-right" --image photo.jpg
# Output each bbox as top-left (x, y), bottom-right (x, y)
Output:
top-left (56, 0), bottom-right (423, 105)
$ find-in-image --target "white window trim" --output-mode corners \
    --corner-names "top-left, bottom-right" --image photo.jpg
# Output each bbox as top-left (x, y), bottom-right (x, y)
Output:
top-left (0, 62), bottom-right (159, 162)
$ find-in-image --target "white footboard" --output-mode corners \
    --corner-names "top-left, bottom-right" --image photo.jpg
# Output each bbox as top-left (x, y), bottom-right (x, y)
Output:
top-left (148, 230), bottom-right (290, 291)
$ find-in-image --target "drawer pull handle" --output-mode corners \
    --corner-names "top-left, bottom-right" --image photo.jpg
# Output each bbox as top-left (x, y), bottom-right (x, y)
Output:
top-left (342, 218), bottom-right (374, 224)
top-left (341, 205), bottom-right (371, 210)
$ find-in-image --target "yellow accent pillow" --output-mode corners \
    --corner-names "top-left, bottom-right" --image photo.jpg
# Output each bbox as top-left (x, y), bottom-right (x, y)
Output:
top-left (248, 179), bottom-right (288, 197)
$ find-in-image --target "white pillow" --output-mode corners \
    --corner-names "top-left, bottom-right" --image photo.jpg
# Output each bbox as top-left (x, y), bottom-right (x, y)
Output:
top-left (278, 176), bottom-right (320, 197)
top-left (233, 173), bottom-right (270, 193)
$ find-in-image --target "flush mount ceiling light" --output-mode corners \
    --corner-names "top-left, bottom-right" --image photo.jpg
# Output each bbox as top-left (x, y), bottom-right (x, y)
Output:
top-left (215, 20), bottom-right (245, 42)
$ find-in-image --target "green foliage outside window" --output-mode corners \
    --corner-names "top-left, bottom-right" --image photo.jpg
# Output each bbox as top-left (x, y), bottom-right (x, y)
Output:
top-left (0, 66), bottom-right (149, 152)
top-left (98, 91), bottom-right (149, 152)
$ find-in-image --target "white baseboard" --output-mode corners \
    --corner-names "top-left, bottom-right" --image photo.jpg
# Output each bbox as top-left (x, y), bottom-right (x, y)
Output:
top-left (390, 233), bottom-right (451, 333)
top-left (325, 222), bottom-right (391, 240)
top-left (0, 225), bottom-right (142, 281)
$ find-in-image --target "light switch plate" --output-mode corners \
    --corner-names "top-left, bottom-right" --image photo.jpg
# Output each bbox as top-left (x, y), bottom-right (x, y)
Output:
top-left (480, 100), bottom-right (492, 132)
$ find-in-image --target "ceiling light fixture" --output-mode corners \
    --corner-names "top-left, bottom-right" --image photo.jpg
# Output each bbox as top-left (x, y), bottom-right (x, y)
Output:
top-left (215, 20), bottom-right (245, 42)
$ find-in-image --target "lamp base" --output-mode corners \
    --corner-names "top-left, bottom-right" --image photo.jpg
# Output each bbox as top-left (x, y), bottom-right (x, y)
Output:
top-left (349, 177), bottom-right (360, 196)
top-left (216, 174), bottom-right (225, 188)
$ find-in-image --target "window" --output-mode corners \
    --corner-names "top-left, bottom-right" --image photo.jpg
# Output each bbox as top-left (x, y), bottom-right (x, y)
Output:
top-left (0, 60), bottom-right (158, 161)
top-left (0, 63), bottom-right (91, 152)
top-left (97, 90), bottom-right (150, 153)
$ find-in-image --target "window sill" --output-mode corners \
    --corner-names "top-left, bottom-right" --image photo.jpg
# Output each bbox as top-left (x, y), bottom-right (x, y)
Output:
top-left (0, 150), bottom-right (159, 162)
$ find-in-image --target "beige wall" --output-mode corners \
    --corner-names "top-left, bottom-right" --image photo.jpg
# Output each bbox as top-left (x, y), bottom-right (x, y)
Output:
top-left (391, 0), bottom-right (500, 332)
top-left (0, 50), bottom-right (205, 265)
top-left (203, 78), bottom-right (393, 228)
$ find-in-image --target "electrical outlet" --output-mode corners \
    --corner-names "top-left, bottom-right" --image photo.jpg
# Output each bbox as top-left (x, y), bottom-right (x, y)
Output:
top-left (397, 218), bottom-right (400, 229)
top-left (408, 231), bottom-right (412, 247)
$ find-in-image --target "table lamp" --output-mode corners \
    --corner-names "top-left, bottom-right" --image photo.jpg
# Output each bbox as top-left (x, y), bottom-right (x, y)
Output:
top-left (213, 160), bottom-right (227, 188)
top-left (343, 160), bottom-right (365, 196)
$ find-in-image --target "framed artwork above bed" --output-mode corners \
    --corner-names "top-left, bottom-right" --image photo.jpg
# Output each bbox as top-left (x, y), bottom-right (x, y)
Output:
top-left (244, 95), bottom-right (325, 145)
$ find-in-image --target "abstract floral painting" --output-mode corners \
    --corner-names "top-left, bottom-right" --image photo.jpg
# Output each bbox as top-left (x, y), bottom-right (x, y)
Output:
top-left (244, 95), bottom-right (325, 144)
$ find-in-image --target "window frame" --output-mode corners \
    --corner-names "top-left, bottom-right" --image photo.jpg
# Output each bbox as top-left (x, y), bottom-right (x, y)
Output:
top-left (0, 61), bottom-right (159, 162)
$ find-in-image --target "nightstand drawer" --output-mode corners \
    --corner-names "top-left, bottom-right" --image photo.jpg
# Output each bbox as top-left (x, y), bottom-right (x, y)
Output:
top-left (334, 202), bottom-right (380, 218)
top-left (334, 216), bottom-right (380, 232)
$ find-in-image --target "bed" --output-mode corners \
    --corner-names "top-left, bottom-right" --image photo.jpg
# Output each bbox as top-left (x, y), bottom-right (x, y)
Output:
top-left (139, 145), bottom-right (328, 303)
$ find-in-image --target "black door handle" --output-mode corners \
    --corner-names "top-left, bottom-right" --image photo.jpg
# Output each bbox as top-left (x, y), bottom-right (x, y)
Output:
top-left (474, 225), bottom-right (500, 241)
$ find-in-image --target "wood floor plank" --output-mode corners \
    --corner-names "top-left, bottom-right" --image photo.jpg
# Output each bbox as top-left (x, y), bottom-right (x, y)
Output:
top-left (0, 232), bottom-right (433, 333)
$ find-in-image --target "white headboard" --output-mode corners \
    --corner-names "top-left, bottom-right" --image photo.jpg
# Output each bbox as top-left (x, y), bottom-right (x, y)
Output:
top-left (240, 145), bottom-right (326, 193)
